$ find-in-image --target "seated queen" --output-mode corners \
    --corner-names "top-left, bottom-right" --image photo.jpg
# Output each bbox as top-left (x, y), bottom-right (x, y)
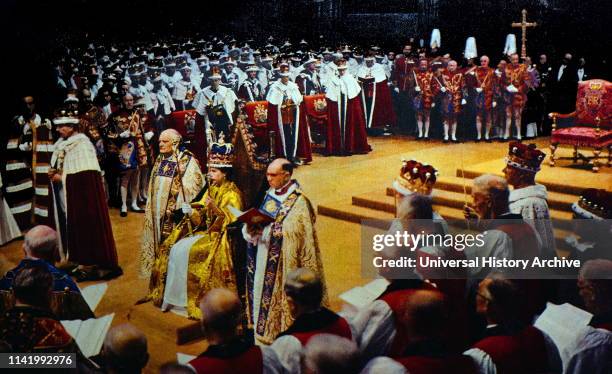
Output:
top-left (147, 134), bottom-right (243, 319)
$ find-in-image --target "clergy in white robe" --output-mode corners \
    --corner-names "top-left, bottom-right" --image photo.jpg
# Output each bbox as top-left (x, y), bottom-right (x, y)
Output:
top-left (139, 129), bottom-right (204, 279)
top-left (503, 142), bottom-right (555, 258)
top-left (242, 159), bottom-right (327, 345)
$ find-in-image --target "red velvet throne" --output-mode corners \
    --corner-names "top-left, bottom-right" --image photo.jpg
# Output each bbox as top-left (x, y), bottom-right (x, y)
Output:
top-left (549, 79), bottom-right (611, 172)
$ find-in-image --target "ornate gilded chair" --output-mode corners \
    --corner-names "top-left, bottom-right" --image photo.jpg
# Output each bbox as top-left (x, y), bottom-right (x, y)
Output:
top-left (548, 79), bottom-right (611, 172)
top-left (302, 94), bottom-right (328, 149)
top-left (243, 101), bottom-right (270, 149)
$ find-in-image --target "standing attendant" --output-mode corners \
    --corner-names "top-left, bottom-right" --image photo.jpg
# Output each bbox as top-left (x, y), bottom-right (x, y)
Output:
top-left (49, 108), bottom-right (121, 279)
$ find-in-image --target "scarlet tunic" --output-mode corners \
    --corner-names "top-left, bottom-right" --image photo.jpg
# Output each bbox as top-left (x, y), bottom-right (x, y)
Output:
top-left (475, 67), bottom-right (495, 110)
top-left (414, 70), bottom-right (434, 111)
top-left (432, 71), bottom-right (464, 116)
top-left (505, 63), bottom-right (529, 108)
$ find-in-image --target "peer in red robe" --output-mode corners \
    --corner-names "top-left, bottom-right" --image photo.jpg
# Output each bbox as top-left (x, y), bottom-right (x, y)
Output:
top-left (266, 69), bottom-right (312, 164)
top-left (324, 62), bottom-right (371, 155)
top-left (357, 57), bottom-right (397, 132)
top-left (50, 112), bottom-right (120, 278)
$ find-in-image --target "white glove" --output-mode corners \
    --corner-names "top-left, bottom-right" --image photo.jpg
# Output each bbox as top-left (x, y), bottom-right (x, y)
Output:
top-left (19, 142), bottom-right (32, 151)
top-left (431, 102), bottom-right (436, 108)
top-left (145, 131), bottom-right (154, 141)
top-left (476, 87), bottom-right (483, 93)
top-left (119, 130), bottom-right (131, 138)
top-left (440, 87), bottom-right (447, 93)
top-left (506, 85), bottom-right (518, 93)
top-left (181, 202), bottom-right (192, 215)
top-left (492, 101), bottom-right (497, 108)
top-left (461, 99), bottom-right (467, 105)
top-left (415, 86), bottom-right (421, 92)
top-left (394, 87), bottom-right (400, 93)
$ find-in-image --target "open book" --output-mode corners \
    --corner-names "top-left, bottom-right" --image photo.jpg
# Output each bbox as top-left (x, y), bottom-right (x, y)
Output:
top-left (61, 313), bottom-right (115, 357)
top-left (339, 278), bottom-right (390, 309)
top-left (177, 353), bottom-right (197, 365)
top-left (228, 205), bottom-right (274, 226)
top-left (80, 283), bottom-right (108, 312)
top-left (534, 302), bottom-right (593, 369)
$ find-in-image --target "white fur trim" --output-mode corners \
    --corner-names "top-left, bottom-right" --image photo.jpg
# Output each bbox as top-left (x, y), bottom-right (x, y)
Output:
top-left (571, 203), bottom-right (604, 220)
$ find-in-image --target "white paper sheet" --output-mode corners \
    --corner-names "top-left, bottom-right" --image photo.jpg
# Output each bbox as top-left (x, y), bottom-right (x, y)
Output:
top-left (339, 279), bottom-right (390, 309)
top-left (61, 313), bottom-right (115, 357)
top-left (177, 353), bottom-right (196, 365)
top-left (80, 283), bottom-right (108, 312)
top-left (534, 303), bottom-right (593, 369)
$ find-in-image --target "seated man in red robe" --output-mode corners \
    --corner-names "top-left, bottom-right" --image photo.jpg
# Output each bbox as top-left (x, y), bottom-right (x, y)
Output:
top-left (187, 288), bottom-right (283, 374)
top-left (271, 268), bottom-right (353, 372)
top-left (464, 274), bottom-right (561, 374)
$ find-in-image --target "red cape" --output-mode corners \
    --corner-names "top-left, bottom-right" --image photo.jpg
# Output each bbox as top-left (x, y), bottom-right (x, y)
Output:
top-left (362, 80), bottom-right (397, 128)
top-left (65, 171), bottom-right (118, 269)
top-left (267, 103), bottom-right (312, 163)
top-left (326, 98), bottom-right (371, 155)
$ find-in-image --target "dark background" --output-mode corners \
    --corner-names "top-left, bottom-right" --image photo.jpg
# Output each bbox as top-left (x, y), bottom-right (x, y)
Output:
top-left (0, 0), bottom-right (609, 128)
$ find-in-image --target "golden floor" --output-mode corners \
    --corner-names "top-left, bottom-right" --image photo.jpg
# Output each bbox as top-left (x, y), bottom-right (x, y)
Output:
top-left (0, 135), bottom-right (609, 372)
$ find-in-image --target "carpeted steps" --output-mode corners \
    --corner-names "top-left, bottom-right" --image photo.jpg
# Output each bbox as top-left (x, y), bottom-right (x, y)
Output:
top-left (318, 171), bottom-right (580, 255)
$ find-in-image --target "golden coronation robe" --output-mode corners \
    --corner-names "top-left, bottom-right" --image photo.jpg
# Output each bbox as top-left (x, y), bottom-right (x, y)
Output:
top-left (242, 181), bottom-right (327, 345)
top-left (147, 180), bottom-right (242, 319)
top-left (140, 149), bottom-right (204, 278)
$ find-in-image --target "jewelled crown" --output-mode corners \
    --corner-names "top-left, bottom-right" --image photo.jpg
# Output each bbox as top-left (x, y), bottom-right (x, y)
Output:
top-left (393, 159), bottom-right (439, 196)
top-left (207, 133), bottom-right (234, 168)
top-left (572, 188), bottom-right (611, 220)
top-left (506, 141), bottom-right (546, 173)
top-left (53, 108), bottom-right (80, 126)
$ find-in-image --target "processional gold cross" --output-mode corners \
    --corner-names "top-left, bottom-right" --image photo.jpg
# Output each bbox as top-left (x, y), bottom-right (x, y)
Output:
top-left (512, 9), bottom-right (537, 60)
